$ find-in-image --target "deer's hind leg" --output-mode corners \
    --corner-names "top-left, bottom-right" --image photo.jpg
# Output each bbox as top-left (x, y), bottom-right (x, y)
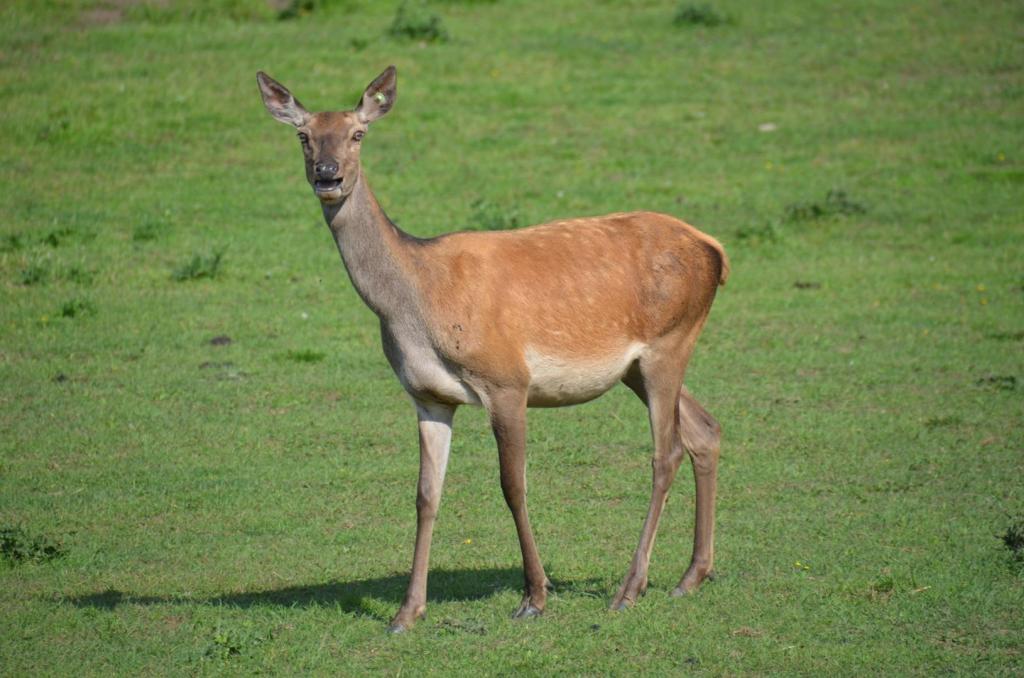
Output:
top-left (610, 356), bottom-right (688, 610)
top-left (672, 385), bottom-right (720, 596)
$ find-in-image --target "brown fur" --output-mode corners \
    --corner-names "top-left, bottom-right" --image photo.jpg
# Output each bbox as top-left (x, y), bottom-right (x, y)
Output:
top-left (411, 212), bottom-right (727, 391)
top-left (258, 67), bottom-right (728, 631)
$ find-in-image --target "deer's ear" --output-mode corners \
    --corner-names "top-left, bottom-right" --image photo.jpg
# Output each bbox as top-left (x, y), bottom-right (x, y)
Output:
top-left (257, 71), bottom-right (310, 127)
top-left (355, 66), bottom-right (397, 124)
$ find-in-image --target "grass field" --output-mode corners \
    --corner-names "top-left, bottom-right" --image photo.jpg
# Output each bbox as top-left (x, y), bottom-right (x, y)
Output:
top-left (1, 0), bottom-right (1022, 674)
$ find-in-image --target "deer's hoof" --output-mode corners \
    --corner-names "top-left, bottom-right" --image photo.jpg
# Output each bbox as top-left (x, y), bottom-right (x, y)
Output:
top-left (386, 613), bottom-right (421, 634)
top-left (512, 604), bottom-right (543, 619)
top-left (387, 604), bottom-right (426, 633)
top-left (609, 591), bottom-right (635, 611)
top-left (673, 569), bottom-right (715, 597)
top-left (610, 583), bottom-right (646, 611)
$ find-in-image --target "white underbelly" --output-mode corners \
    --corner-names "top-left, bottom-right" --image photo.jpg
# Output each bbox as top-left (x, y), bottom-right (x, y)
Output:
top-left (525, 343), bottom-right (644, 407)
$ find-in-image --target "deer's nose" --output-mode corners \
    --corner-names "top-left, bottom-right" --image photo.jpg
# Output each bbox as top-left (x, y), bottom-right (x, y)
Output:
top-left (315, 161), bottom-right (339, 179)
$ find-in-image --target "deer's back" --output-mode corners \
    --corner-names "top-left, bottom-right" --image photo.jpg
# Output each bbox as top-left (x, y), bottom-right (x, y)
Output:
top-left (405, 212), bottom-right (727, 392)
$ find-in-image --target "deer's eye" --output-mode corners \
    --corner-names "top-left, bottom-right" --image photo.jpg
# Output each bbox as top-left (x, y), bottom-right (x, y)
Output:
top-left (352, 130), bottom-right (365, 142)
top-left (297, 132), bottom-right (310, 145)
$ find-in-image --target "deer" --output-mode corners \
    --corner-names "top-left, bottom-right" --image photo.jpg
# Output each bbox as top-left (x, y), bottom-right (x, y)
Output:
top-left (257, 66), bottom-right (729, 633)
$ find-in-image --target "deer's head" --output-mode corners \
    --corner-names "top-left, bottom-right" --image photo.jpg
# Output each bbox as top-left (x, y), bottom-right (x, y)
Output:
top-left (257, 66), bottom-right (397, 204)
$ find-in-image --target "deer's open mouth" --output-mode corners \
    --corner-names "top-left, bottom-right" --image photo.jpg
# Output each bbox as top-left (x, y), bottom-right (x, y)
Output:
top-left (315, 178), bottom-right (343, 195)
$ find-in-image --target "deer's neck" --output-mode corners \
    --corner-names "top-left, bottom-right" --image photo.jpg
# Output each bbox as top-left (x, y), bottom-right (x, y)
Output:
top-left (323, 173), bottom-right (422, 321)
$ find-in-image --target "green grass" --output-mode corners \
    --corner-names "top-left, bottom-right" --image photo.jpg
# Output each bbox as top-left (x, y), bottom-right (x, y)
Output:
top-left (674, 3), bottom-right (731, 28)
top-left (171, 248), bottom-right (226, 282)
top-left (1, 0), bottom-right (1022, 674)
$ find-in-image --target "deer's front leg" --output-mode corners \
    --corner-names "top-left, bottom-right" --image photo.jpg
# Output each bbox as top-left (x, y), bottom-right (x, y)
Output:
top-left (387, 400), bottom-right (455, 633)
top-left (489, 389), bottom-right (549, 619)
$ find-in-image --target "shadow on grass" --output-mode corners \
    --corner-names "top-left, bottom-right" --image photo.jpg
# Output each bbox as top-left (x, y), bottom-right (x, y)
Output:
top-left (63, 568), bottom-right (608, 621)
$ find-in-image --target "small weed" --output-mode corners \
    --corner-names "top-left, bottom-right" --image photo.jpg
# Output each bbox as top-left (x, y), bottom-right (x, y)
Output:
top-left (129, 1), bottom-right (276, 23)
top-left (199, 361), bottom-right (235, 369)
top-left (869, 573), bottom-right (896, 599)
top-left (133, 218), bottom-right (163, 242)
top-left (349, 37), bottom-right (370, 51)
top-left (924, 415), bottom-right (962, 430)
top-left (63, 266), bottom-right (96, 285)
top-left (199, 361), bottom-right (245, 380)
top-left (1001, 519), bottom-right (1024, 555)
top-left (436, 618), bottom-right (487, 636)
top-left (276, 0), bottom-right (353, 21)
top-left (784, 189), bottom-right (866, 222)
top-left (172, 249), bottom-right (225, 282)
top-left (200, 620), bottom-right (273, 660)
top-left (466, 198), bottom-right (521, 231)
top-left (1001, 518), bottom-right (1024, 574)
top-left (19, 262), bottom-right (49, 286)
top-left (734, 221), bottom-right (782, 245)
top-left (389, 0), bottom-right (449, 43)
top-left (41, 227), bottom-right (74, 248)
top-left (674, 3), bottom-right (729, 27)
top-left (1, 233), bottom-right (25, 252)
top-left (976, 375), bottom-right (1016, 391)
top-left (276, 0), bottom-right (316, 20)
top-left (987, 330), bottom-right (1024, 341)
top-left (36, 118), bottom-right (71, 142)
top-left (0, 526), bottom-right (66, 565)
top-left (286, 349), bottom-right (326, 363)
top-left (59, 298), bottom-right (95, 318)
